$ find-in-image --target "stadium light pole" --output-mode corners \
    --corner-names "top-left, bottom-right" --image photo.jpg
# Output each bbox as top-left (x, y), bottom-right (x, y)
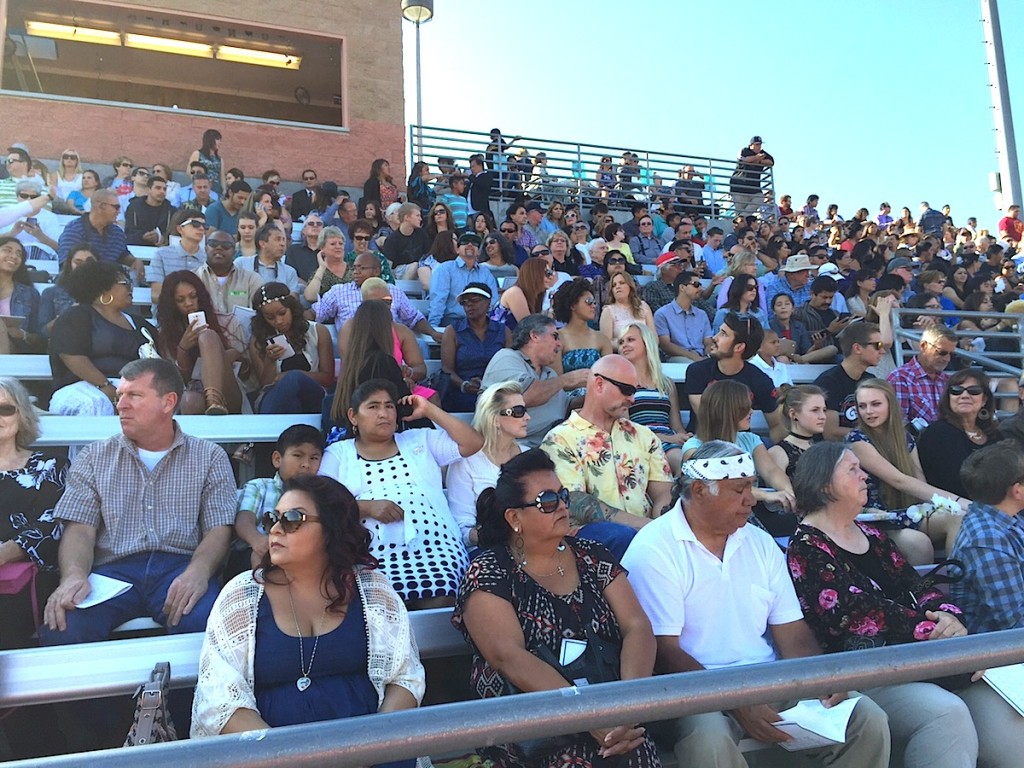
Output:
top-left (980, 0), bottom-right (1021, 212)
top-left (402, 0), bottom-right (433, 162)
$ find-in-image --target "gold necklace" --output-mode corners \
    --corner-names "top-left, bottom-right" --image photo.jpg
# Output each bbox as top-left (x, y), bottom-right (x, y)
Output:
top-left (287, 586), bottom-right (328, 692)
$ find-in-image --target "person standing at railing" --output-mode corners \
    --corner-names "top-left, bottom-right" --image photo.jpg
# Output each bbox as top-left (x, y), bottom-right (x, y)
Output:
top-left (624, 440), bottom-right (891, 768)
top-left (730, 136), bottom-right (774, 217)
top-left (466, 154), bottom-right (494, 220)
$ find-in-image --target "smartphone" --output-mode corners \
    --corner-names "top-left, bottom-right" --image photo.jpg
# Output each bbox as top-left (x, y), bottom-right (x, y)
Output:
top-left (187, 311), bottom-right (207, 329)
top-left (397, 400), bottom-right (414, 420)
top-left (269, 334), bottom-right (295, 358)
top-left (24, 217), bottom-right (38, 228)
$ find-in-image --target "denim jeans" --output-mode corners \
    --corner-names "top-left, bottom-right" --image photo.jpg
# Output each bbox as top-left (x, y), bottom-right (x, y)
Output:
top-left (576, 521), bottom-right (638, 561)
top-left (257, 370), bottom-right (326, 414)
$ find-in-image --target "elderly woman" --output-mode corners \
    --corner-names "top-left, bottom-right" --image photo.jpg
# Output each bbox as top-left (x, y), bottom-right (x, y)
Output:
top-left (788, 440), bottom-right (1020, 768)
top-left (302, 225), bottom-right (349, 301)
top-left (191, 474), bottom-right (424, 768)
top-left (0, 237), bottom-right (42, 354)
top-left (48, 261), bottom-right (158, 415)
top-left (440, 283), bottom-right (510, 413)
top-left (320, 379), bottom-right (481, 608)
top-left (446, 381), bottom-right (530, 547)
top-left (452, 448), bottom-right (659, 768)
top-left (342, 218), bottom-right (394, 285)
top-left (0, 377), bottom-right (68, 645)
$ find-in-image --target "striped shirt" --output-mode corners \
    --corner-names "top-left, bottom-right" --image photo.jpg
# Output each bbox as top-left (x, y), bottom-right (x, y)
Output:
top-left (54, 425), bottom-right (236, 566)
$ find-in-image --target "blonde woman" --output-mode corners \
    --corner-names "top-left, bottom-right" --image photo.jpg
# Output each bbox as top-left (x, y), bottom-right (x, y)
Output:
top-left (599, 272), bottom-right (655, 340)
top-left (49, 149), bottom-right (83, 201)
top-left (445, 381), bottom-right (529, 547)
top-left (616, 322), bottom-right (688, 474)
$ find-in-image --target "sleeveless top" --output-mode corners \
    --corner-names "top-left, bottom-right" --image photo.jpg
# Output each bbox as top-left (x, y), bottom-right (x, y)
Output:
top-left (197, 152), bottom-right (223, 195)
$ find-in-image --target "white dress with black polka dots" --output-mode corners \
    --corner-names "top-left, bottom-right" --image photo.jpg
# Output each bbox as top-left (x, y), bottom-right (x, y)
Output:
top-left (358, 451), bottom-right (469, 602)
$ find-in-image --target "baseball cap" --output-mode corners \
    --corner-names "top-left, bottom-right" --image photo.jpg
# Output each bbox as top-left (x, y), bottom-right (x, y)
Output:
top-left (816, 263), bottom-right (841, 282)
top-left (750, 135), bottom-right (763, 144)
top-left (656, 252), bottom-right (684, 268)
top-left (886, 257), bottom-right (914, 273)
top-left (525, 201), bottom-right (546, 214)
top-left (458, 232), bottom-right (482, 246)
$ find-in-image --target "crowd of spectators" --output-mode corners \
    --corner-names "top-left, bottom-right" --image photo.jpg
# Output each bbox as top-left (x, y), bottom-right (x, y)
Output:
top-left (3, 129), bottom-right (1024, 767)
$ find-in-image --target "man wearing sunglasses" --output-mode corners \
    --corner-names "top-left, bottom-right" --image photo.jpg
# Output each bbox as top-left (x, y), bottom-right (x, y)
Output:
top-left (541, 355), bottom-right (673, 554)
top-left (813, 322), bottom-right (886, 440)
top-left (195, 230), bottom-right (264, 314)
top-left (42, 358), bottom-right (235, 642)
top-left (428, 232), bottom-right (498, 327)
top-left (0, 146), bottom-right (31, 208)
top-left (886, 325), bottom-right (957, 427)
top-left (56, 189), bottom-right (142, 279)
top-left (656, 271), bottom-right (713, 362)
top-left (147, 209), bottom-right (208, 304)
top-left (482, 314), bottom-right (588, 447)
top-left (623, 441), bottom-right (889, 768)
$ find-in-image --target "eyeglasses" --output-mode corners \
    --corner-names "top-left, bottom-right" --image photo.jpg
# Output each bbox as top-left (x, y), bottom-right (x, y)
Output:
top-left (207, 240), bottom-right (235, 250)
top-left (573, 224), bottom-right (589, 231)
top-left (498, 405), bottom-right (528, 418)
top-left (511, 487), bottom-right (570, 514)
top-left (353, 234), bottom-right (371, 241)
top-left (544, 269), bottom-right (555, 277)
top-left (114, 278), bottom-right (132, 288)
top-left (261, 508), bottom-right (321, 534)
top-left (0, 404), bottom-right (17, 417)
top-left (532, 249), bottom-right (551, 257)
top-left (950, 384), bottom-right (984, 396)
top-left (594, 372), bottom-right (638, 397)
top-left (500, 228), bottom-right (516, 234)
top-left (607, 257), bottom-right (627, 265)
top-left (182, 218), bottom-right (205, 228)
top-left (119, 162), bottom-right (133, 167)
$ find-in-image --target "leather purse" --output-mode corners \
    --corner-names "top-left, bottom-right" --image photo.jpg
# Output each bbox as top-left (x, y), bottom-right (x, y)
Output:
top-left (124, 662), bottom-right (178, 747)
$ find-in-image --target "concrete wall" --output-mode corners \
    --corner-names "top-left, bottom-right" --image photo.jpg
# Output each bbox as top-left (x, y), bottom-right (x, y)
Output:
top-left (0, 0), bottom-right (407, 188)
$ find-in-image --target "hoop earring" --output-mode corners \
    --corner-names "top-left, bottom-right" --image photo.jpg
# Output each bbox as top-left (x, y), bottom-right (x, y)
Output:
top-left (979, 408), bottom-right (990, 421)
top-left (99, 293), bottom-right (114, 306)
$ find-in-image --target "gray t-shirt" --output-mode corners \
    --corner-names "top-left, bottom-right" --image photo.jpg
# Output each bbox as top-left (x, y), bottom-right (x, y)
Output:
top-left (481, 349), bottom-right (567, 447)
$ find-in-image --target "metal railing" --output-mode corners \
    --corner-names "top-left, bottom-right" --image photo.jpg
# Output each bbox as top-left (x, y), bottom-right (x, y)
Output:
top-left (409, 125), bottom-right (774, 218)
top-left (14, 629), bottom-right (1024, 768)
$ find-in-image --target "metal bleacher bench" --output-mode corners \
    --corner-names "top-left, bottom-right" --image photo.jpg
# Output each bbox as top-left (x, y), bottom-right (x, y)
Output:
top-left (34, 414), bottom-right (320, 447)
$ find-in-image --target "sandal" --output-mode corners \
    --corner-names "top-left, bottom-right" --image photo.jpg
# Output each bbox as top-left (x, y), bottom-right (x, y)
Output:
top-left (204, 387), bottom-right (229, 416)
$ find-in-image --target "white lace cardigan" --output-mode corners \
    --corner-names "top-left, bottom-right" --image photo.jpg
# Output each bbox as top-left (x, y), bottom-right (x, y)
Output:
top-left (191, 567), bottom-right (426, 738)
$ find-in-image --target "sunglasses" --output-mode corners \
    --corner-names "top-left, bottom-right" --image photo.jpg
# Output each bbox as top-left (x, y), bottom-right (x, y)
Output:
top-left (261, 508), bottom-right (321, 534)
top-left (573, 224), bottom-right (589, 231)
top-left (950, 384), bottom-right (984, 396)
top-left (544, 269), bottom-right (555, 277)
top-left (302, 176), bottom-right (317, 181)
top-left (532, 249), bottom-right (551, 257)
top-left (0, 404), bottom-right (17, 417)
top-left (511, 487), bottom-right (570, 514)
top-left (182, 219), bottom-right (206, 228)
top-left (459, 296), bottom-right (487, 306)
top-left (500, 228), bottom-right (516, 234)
top-left (207, 240), bottom-right (235, 250)
top-left (17, 193), bottom-right (34, 200)
top-left (62, 153), bottom-right (78, 160)
top-left (484, 239), bottom-right (498, 246)
top-left (433, 210), bottom-right (447, 216)
top-left (582, 297), bottom-right (596, 306)
top-left (594, 373), bottom-right (638, 397)
top-left (607, 257), bottom-right (627, 265)
top-left (926, 343), bottom-right (953, 358)
top-left (498, 405), bottom-right (528, 418)
top-left (353, 234), bottom-right (372, 241)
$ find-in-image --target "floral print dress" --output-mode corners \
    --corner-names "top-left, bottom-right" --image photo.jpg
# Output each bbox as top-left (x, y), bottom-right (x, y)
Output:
top-left (1, 452), bottom-right (68, 570)
top-left (786, 522), bottom-right (962, 653)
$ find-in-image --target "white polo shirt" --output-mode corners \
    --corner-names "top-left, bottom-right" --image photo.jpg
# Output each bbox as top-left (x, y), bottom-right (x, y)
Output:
top-left (622, 501), bottom-right (803, 670)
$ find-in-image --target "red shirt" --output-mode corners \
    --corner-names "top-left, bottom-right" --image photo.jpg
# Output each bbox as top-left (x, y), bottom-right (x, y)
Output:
top-left (998, 215), bottom-right (1023, 243)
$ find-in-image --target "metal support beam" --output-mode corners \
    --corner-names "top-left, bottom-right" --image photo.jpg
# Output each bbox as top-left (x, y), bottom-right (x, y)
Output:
top-left (981, 0), bottom-right (1022, 211)
top-left (12, 630), bottom-right (1024, 768)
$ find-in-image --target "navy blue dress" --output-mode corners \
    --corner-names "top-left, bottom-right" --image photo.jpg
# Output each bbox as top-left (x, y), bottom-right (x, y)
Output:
top-left (254, 594), bottom-right (415, 768)
top-left (442, 318), bottom-right (507, 412)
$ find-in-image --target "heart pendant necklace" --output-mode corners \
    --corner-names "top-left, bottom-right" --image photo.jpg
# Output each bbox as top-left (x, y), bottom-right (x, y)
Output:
top-left (288, 585), bottom-right (327, 693)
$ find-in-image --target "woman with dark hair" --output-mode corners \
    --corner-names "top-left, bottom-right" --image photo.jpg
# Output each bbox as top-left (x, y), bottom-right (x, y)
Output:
top-left (495, 258), bottom-right (550, 330)
top-left (66, 169), bottom-right (100, 215)
top-left (843, 268), bottom-right (878, 317)
top-left (38, 244), bottom-right (96, 335)
top-left (472, 211), bottom-right (496, 241)
top-left (452, 448), bottom-right (659, 768)
top-left (481, 231), bottom-right (517, 276)
top-left (964, 273), bottom-right (994, 297)
top-left (418, 229), bottom-right (458, 295)
top-left (786, 441), bottom-right (986, 768)
top-left (364, 159), bottom-right (400, 210)
top-left (552, 278), bottom-right (611, 387)
top-left (957, 291), bottom-right (999, 334)
top-left (917, 369), bottom-right (1002, 500)
top-left (764, 236), bottom-right (790, 268)
top-left (440, 283), bottom-right (509, 413)
top-left (0, 237), bottom-right (42, 354)
top-left (602, 221), bottom-right (635, 264)
top-left (245, 186), bottom-right (286, 231)
top-left (769, 293), bottom-right (827, 363)
top-left (712, 274), bottom-right (768, 332)
top-left (425, 201), bottom-right (455, 243)
top-left (406, 161), bottom-right (436, 215)
top-left (48, 261), bottom-right (157, 415)
top-left (156, 271), bottom-right (246, 415)
top-left (191, 474), bottom-right (424, 760)
top-left (943, 265), bottom-right (970, 309)
top-left (320, 380), bottom-right (481, 607)
top-left (358, 198), bottom-right (385, 236)
top-left (599, 272), bottom-right (654, 340)
top-left (234, 211), bottom-right (259, 260)
top-left (248, 282), bottom-right (334, 414)
top-left (189, 128), bottom-right (225, 196)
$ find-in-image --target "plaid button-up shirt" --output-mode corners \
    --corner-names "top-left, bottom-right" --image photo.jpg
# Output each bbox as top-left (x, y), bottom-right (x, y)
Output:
top-left (54, 424), bottom-right (236, 566)
top-left (886, 356), bottom-right (949, 425)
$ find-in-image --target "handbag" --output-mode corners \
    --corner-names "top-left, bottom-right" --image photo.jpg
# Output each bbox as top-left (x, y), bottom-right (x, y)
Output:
top-left (124, 662), bottom-right (178, 747)
top-left (0, 562), bottom-right (40, 630)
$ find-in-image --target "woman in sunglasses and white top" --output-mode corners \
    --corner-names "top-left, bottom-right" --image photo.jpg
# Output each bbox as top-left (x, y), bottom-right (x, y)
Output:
top-left (192, 473), bottom-right (425, 767)
top-left (319, 379), bottom-right (483, 609)
top-left (452, 448), bottom-right (660, 768)
top-left (447, 381), bottom-right (530, 548)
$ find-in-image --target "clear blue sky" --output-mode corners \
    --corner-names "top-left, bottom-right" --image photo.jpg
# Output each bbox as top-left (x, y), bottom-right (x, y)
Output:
top-left (402, 0), bottom-right (1024, 231)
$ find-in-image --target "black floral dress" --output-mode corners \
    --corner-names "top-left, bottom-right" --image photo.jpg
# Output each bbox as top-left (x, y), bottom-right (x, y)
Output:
top-left (451, 537), bottom-right (661, 768)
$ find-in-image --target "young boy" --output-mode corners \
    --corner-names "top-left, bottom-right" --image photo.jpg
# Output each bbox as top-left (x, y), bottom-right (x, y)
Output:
top-left (233, 424), bottom-right (323, 571)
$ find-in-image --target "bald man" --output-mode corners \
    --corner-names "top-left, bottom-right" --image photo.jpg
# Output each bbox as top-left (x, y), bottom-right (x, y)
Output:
top-left (540, 355), bottom-right (673, 555)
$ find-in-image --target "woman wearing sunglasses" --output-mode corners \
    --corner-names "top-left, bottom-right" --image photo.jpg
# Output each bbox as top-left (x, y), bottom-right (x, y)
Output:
top-left (319, 379), bottom-right (482, 609)
top-left (917, 369), bottom-right (1003, 502)
top-left (452, 448), bottom-right (660, 768)
top-left (440, 283), bottom-right (509, 413)
top-left (191, 474), bottom-right (425, 765)
top-left (551, 278), bottom-right (612, 398)
top-left (447, 381), bottom-right (529, 548)
top-left (48, 261), bottom-right (158, 415)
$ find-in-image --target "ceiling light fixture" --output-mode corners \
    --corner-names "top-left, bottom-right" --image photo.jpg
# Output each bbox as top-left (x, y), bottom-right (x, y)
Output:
top-left (124, 33), bottom-right (213, 58)
top-left (216, 45), bottom-right (301, 70)
top-left (25, 21), bottom-right (121, 46)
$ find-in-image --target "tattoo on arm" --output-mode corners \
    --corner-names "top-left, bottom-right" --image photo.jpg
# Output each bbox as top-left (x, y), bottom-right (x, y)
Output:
top-left (568, 491), bottom-right (625, 526)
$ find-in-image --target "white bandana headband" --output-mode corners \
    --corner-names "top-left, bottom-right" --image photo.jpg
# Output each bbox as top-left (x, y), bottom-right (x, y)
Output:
top-left (681, 453), bottom-right (755, 481)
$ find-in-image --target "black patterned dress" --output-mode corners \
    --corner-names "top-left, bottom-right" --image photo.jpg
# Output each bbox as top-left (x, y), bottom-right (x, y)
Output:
top-left (452, 537), bottom-right (661, 768)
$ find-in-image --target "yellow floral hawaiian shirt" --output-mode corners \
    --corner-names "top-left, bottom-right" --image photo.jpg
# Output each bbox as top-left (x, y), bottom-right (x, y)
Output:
top-left (541, 410), bottom-right (672, 523)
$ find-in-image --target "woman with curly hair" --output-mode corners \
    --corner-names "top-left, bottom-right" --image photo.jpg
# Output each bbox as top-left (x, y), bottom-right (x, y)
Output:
top-left (191, 473), bottom-right (425, 763)
top-left (156, 271), bottom-right (246, 414)
top-left (551, 277), bottom-right (611, 389)
top-left (248, 282), bottom-right (334, 414)
top-left (599, 272), bottom-right (654, 340)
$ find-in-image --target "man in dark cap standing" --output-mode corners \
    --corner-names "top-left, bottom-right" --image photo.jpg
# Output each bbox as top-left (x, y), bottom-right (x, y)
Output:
top-left (730, 136), bottom-right (774, 217)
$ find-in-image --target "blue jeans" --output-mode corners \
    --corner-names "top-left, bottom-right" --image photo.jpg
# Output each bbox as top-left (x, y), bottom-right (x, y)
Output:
top-left (257, 370), bottom-right (326, 414)
top-left (576, 521), bottom-right (637, 561)
top-left (39, 551), bottom-right (220, 646)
